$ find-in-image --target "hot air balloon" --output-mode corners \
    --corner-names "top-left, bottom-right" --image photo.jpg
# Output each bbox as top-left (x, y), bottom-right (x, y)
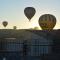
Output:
top-left (24, 7), bottom-right (36, 21)
top-left (2, 21), bottom-right (8, 27)
top-left (13, 26), bottom-right (17, 30)
top-left (38, 14), bottom-right (56, 30)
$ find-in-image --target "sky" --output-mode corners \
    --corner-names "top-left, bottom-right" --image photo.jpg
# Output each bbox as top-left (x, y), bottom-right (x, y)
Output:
top-left (0, 0), bottom-right (60, 29)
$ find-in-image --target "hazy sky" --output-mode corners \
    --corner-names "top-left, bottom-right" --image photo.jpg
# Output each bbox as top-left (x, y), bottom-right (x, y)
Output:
top-left (0, 0), bottom-right (60, 29)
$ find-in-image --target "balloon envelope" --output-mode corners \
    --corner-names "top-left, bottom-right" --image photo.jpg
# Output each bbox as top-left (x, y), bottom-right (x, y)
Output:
top-left (24, 7), bottom-right (36, 21)
top-left (38, 14), bottom-right (56, 30)
top-left (13, 26), bottom-right (17, 30)
top-left (2, 21), bottom-right (8, 27)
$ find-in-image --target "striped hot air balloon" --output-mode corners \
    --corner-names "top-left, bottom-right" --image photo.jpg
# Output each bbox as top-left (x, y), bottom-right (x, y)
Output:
top-left (38, 14), bottom-right (56, 30)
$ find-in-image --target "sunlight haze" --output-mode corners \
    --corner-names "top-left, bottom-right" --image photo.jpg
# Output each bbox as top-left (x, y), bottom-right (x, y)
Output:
top-left (0, 0), bottom-right (60, 29)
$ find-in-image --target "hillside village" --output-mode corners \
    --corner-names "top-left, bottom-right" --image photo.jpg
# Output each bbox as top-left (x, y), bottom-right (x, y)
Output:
top-left (0, 29), bottom-right (60, 60)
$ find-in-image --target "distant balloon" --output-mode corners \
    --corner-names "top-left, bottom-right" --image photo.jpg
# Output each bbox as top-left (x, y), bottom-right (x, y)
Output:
top-left (38, 14), bottom-right (56, 30)
top-left (13, 26), bottom-right (17, 30)
top-left (2, 21), bottom-right (8, 27)
top-left (24, 7), bottom-right (36, 21)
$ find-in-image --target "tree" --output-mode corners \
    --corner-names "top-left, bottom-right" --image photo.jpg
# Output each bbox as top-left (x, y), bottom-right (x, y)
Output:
top-left (33, 27), bottom-right (39, 30)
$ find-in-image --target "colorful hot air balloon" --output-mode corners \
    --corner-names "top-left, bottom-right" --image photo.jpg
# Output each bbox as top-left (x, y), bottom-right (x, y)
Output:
top-left (2, 21), bottom-right (8, 27)
top-left (38, 14), bottom-right (56, 30)
top-left (24, 7), bottom-right (36, 21)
